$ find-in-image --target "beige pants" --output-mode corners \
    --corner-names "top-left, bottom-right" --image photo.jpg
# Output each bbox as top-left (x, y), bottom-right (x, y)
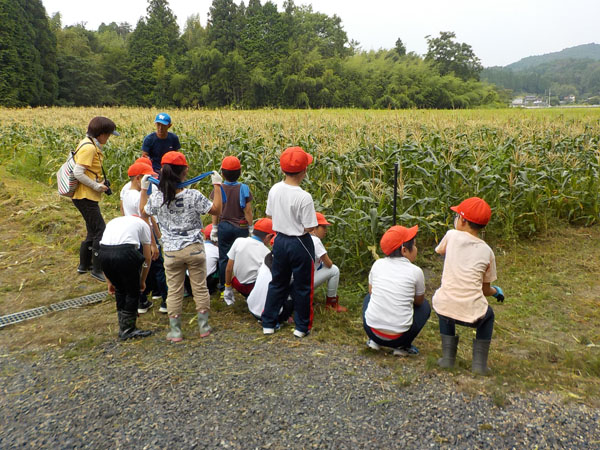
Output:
top-left (164, 242), bottom-right (210, 316)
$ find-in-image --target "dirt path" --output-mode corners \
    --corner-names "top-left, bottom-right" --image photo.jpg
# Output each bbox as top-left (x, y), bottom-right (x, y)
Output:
top-left (1, 329), bottom-right (598, 449)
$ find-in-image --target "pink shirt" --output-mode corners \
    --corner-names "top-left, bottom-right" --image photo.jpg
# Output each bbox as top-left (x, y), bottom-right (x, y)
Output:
top-left (432, 229), bottom-right (497, 323)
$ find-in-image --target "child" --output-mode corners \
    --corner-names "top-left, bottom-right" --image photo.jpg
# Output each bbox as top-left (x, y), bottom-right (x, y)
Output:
top-left (311, 212), bottom-right (346, 312)
top-left (142, 113), bottom-right (181, 174)
top-left (432, 197), bottom-right (505, 375)
top-left (363, 225), bottom-right (431, 356)
top-left (247, 252), bottom-right (294, 323)
top-left (121, 161), bottom-right (169, 314)
top-left (202, 224), bottom-right (220, 294)
top-left (120, 156), bottom-right (154, 211)
top-left (211, 156), bottom-right (253, 291)
top-left (98, 214), bottom-right (153, 340)
top-left (140, 151), bottom-right (222, 342)
top-left (261, 146), bottom-right (318, 338)
top-left (223, 218), bottom-right (275, 305)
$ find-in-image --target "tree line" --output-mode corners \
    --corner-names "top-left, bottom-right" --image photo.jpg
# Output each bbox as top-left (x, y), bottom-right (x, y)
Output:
top-left (1, 0), bottom-right (504, 109)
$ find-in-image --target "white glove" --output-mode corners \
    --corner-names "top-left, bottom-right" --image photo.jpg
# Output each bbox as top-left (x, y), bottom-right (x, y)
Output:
top-left (211, 171), bottom-right (223, 185)
top-left (223, 286), bottom-right (235, 305)
top-left (248, 225), bottom-right (254, 236)
top-left (210, 226), bottom-right (218, 243)
top-left (141, 174), bottom-right (151, 190)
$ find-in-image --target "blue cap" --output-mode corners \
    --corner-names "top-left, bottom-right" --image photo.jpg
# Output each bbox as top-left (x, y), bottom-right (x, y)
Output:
top-left (154, 113), bottom-right (171, 125)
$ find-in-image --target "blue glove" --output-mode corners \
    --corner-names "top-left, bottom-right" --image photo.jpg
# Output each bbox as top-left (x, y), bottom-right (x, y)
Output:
top-left (492, 285), bottom-right (504, 302)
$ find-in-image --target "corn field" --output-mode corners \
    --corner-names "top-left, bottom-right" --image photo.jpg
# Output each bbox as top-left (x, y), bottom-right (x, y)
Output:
top-left (2, 107), bottom-right (600, 275)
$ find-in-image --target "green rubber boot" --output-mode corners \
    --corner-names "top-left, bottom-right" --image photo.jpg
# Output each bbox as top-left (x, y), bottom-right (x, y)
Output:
top-left (197, 311), bottom-right (212, 338)
top-left (166, 316), bottom-right (183, 342)
top-left (472, 338), bottom-right (492, 375)
top-left (438, 334), bottom-right (459, 369)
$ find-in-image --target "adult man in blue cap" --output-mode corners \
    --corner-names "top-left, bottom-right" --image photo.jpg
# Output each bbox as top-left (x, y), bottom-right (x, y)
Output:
top-left (141, 113), bottom-right (181, 174)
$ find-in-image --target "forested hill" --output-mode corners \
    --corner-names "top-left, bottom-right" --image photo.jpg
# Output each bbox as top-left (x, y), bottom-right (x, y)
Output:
top-left (1, 0), bottom-right (501, 109)
top-left (481, 43), bottom-right (600, 102)
top-left (506, 43), bottom-right (600, 71)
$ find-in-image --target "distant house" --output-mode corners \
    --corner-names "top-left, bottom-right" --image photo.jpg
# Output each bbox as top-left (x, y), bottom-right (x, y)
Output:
top-left (511, 97), bottom-right (524, 107)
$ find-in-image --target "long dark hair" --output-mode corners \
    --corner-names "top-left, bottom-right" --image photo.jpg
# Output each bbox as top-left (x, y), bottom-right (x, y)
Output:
top-left (159, 163), bottom-right (186, 207)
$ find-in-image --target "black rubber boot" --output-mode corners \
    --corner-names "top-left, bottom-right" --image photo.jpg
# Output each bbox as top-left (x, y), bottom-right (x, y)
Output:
top-left (118, 310), bottom-right (152, 341)
top-left (77, 241), bottom-right (93, 274)
top-left (438, 334), bottom-right (459, 368)
top-left (472, 338), bottom-right (491, 375)
top-left (90, 250), bottom-right (106, 282)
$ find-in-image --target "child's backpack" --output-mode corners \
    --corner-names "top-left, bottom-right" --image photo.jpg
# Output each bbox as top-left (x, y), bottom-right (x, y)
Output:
top-left (56, 139), bottom-right (92, 197)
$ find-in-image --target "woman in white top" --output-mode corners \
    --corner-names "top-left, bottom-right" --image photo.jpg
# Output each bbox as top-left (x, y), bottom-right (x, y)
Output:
top-left (363, 225), bottom-right (431, 356)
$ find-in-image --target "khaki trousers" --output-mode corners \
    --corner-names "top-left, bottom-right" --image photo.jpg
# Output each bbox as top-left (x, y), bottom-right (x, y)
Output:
top-left (164, 242), bottom-right (210, 316)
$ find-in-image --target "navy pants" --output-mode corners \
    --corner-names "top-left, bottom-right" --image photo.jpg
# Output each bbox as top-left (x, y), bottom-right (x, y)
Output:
top-left (217, 221), bottom-right (249, 289)
top-left (99, 244), bottom-right (144, 314)
top-left (143, 243), bottom-right (168, 301)
top-left (262, 233), bottom-right (314, 333)
top-left (362, 293), bottom-right (431, 349)
top-left (437, 306), bottom-right (495, 340)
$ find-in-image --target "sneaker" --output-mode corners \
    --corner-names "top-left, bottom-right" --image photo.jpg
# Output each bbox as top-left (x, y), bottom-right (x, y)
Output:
top-left (393, 345), bottom-right (419, 357)
top-left (293, 329), bottom-right (309, 338)
top-left (159, 301), bottom-right (167, 314)
top-left (152, 295), bottom-right (163, 300)
top-left (138, 300), bottom-right (153, 314)
top-left (366, 339), bottom-right (381, 351)
top-left (263, 327), bottom-right (275, 335)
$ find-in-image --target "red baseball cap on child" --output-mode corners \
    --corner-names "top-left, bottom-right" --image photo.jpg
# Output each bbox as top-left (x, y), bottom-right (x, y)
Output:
top-left (203, 224), bottom-right (213, 240)
top-left (127, 162), bottom-right (157, 177)
top-left (380, 225), bottom-right (419, 256)
top-left (135, 157), bottom-right (152, 167)
top-left (161, 151), bottom-right (188, 167)
top-left (221, 156), bottom-right (241, 170)
top-left (280, 146), bottom-right (313, 172)
top-left (254, 218), bottom-right (274, 235)
top-left (451, 197), bottom-right (491, 225)
top-left (316, 212), bottom-right (331, 226)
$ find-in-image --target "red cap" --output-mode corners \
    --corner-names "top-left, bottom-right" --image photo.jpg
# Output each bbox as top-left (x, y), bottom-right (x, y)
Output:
top-left (135, 157), bottom-right (152, 167)
top-left (315, 212), bottom-right (330, 226)
top-left (221, 156), bottom-right (241, 170)
top-left (380, 225), bottom-right (419, 256)
top-left (127, 162), bottom-right (157, 177)
top-left (161, 151), bottom-right (188, 167)
top-left (280, 146), bottom-right (313, 172)
top-left (450, 197), bottom-right (491, 225)
top-left (203, 224), bottom-right (213, 240)
top-left (254, 218), bottom-right (274, 235)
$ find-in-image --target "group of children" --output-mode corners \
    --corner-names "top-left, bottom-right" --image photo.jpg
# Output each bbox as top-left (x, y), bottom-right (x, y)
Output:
top-left (93, 113), bottom-right (505, 374)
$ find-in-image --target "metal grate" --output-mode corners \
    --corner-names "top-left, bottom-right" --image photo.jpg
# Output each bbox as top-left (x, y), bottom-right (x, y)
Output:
top-left (0, 291), bottom-right (108, 328)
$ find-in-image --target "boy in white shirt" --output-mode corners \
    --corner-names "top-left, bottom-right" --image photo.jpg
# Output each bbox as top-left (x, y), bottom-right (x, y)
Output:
top-left (121, 161), bottom-right (169, 314)
top-left (223, 218), bottom-right (274, 305)
top-left (202, 224), bottom-right (220, 294)
top-left (261, 147), bottom-right (318, 338)
top-left (433, 197), bottom-right (505, 375)
top-left (99, 215), bottom-right (153, 340)
top-left (363, 225), bottom-right (431, 356)
top-left (311, 212), bottom-right (346, 312)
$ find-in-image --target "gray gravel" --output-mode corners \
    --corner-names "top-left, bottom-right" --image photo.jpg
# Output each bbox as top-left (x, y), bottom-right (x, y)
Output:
top-left (1, 329), bottom-right (598, 449)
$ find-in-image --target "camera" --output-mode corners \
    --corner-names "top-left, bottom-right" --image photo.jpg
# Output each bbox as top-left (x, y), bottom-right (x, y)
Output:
top-left (104, 179), bottom-right (113, 196)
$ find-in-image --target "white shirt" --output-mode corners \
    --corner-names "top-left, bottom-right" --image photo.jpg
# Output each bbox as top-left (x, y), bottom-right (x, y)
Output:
top-left (100, 215), bottom-right (151, 248)
top-left (365, 257), bottom-right (425, 334)
top-left (122, 188), bottom-right (142, 216)
top-left (432, 229), bottom-right (497, 323)
top-left (265, 181), bottom-right (317, 236)
top-left (247, 261), bottom-right (271, 317)
top-left (121, 181), bottom-right (154, 200)
top-left (205, 241), bottom-right (219, 276)
top-left (227, 236), bottom-right (270, 284)
top-left (311, 235), bottom-right (327, 271)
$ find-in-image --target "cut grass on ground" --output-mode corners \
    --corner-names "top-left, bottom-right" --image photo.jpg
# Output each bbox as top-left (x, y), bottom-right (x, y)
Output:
top-left (0, 168), bottom-right (598, 405)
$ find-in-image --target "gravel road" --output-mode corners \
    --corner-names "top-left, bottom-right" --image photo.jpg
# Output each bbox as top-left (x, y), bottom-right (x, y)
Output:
top-left (1, 329), bottom-right (598, 449)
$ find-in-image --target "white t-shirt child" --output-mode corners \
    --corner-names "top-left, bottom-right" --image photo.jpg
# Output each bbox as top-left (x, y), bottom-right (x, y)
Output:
top-left (365, 257), bottom-right (425, 334)
top-left (204, 240), bottom-right (219, 276)
top-left (266, 181), bottom-right (317, 236)
top-left (227, 236), bottom-right (270, 284)
top-left (100, 215), bottom-right (152, 248)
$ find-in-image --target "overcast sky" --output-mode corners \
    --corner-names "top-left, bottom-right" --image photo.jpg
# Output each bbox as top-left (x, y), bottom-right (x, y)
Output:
top-left (42, 0), bottom-right (600, 67)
